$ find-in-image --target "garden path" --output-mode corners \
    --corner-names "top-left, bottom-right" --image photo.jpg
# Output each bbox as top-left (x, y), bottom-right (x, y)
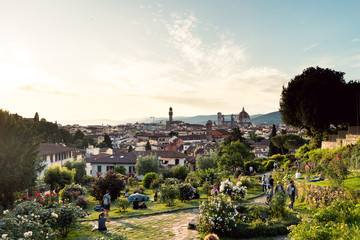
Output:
top-left (88, 208), bottom-right (200, 240)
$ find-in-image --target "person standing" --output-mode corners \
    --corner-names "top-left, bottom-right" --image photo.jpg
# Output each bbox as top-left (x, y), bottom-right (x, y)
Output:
top-left (249, 166), bottom-right (254, 174)
top-left (286, 180), bottom-right (298, 210)
top-left (274, 181), bottom-right (285, 194)
top-left (268, 175), bottom-right (274, 196)
top-left (103, 190), bottom-right (111, 219)
top-left (261, 175), bottom-right (267, 192)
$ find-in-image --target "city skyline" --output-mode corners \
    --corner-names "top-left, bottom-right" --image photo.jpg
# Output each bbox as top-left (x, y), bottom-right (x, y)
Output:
top-left (1, 1), bottom-right (360, 124)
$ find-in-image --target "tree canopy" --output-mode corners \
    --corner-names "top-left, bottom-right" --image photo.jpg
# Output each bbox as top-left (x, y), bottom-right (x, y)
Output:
top-left (271, 134), bottom-right (307, 154)
top-left (104, 134), bottom-right (113, 149)
top-left (0, 110), bottom-right (45, 208)
top-left (196, 154), bottom-right (218, 170)
top-left (280, 66), bottom-right (351, 143)
top-left (268, 124), bottom-right (281, 157)
top-left (218, 140), bottom-right (252, 174)
top-left (135, 154), bottom-right (159, 175)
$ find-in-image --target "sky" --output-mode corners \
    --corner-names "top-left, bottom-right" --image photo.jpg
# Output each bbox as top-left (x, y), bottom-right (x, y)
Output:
top-left (1, 0), bottom-right (360, 124)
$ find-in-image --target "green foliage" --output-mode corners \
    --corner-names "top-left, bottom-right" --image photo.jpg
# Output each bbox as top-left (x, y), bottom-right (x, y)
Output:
top-left (197, 194), bottom-right (238, 234)
top-left (268, 154), bottom-right (285, 163)
top-left (196, 154), bottom-right (217, 170)
top-left (280, 67), bottom-right (349, 144)
top-left (143, 172), bottom-right (158, 189)
top-left (323, 153), bottom-right (349, 187)
top-left (168, 131), bottom-right (178, 137)
top-left (116, 199), bottom-right (131, 212)
top-left (160, 167), bottom-right (174, 179)
top-left (75, 195), bottom-right (89, 209)
top-left (194, 168), bottom-right (221, 185)
top-left (223, 127), bottom-right (251, 149)
top-left (64, 160), bottom-right (87, 184)
top-left (135, 154), bottom-right (159, 175)
top-left (133, 186), bottom-right (145, 194)
top-left (237, 176), bottom-right (255, 188)
top-left (127, 176), bottom-right (138, 187)
top-left (218, 140), bottom-right (252, 173)
top-left (219, 181), bottom-right (247, 201)
top-left (244, 160), bottom-right (265, 173)
top-left (0, 110), bottom-right (44, 208)
top-left (263, 160), bottom-right (275, 171)
top-left (164, 178), bottom-right (179, 185)
top-left (150, 178), bottom-right (160, 190)
top-left (44, 165), bottom-right (75, 191)
top-left (173, 165), bottom-right (189, 180)
top-left (59, 128), bottom-right (73, 145)
top-left (114, 165), bottom-right (127, 175)
top-left (73, 130), bottom-right (85, 140)
top-left (159, 184), bottom-right (179, 206)
top-left (289, 201), bottom-right (360, 240)
top-left (89, 170), bottom-right (125, 201)
top-left (128, 145), bottom-right (134, 152)
top-left (268, 124), bottom-right (281, 157)
top-left (145, 140), bottom-right (151, 151)
top-left (104, 134), bottom-right (113, 149)
top-left (52, 203), bottom-right (78, 237)
top-left (184, 171), bottom-right (200, 188)
top-left (270, 191), bottom-right (287, 217)
top-left (202, 182), bottom-right (211, 196)
top-left (60, 184), bottom-right (85, 203)
top-left (179, 183), bottom-right (195, 201)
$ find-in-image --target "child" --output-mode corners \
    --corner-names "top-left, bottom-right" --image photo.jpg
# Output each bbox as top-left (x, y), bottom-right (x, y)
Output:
top-left (94, 202), bottom-right (102, 211)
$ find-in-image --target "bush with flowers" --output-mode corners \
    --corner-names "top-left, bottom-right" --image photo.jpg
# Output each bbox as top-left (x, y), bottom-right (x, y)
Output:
top-left (164, 177), bottom-right (179, 185)
top-left (197, 194), bottom-right (238, 234)
top-left (133, 186), bottom-right (145, 194)
top-left (237, 176), bottom-right (255, 188)
top-left (75, 195), bottom-right (89, 209)
top-left (219, 180), bottom-right (247, 201)
top-left (159, 184), bottom-right (179, 206)
top-left (179, 183), bottom-right (195, 201)
top-left (0, 200), bottom-right (78, 239)
top-left (60, 184), bottom-right (86, 203)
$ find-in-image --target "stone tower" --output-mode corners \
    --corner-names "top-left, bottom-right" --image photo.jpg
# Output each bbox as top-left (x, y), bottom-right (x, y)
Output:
top-left (169, 107), bottom-right (173, 122)
top-left (206, 120), bottom-right (213, 141)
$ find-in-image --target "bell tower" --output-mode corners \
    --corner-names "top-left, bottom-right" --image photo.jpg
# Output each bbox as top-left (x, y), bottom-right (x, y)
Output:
top-left (169, 107), bottom-right (173, 122)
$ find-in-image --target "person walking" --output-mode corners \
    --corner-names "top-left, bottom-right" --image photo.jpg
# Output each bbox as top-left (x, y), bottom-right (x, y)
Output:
top-left (274, 181), bottom-right (285, 194)
top-left (268, 175), bottom-right (274, 196)
top-left (286, 180), bottom-right (298, 210)
top-left (103, 190), bottom-right (111, 219)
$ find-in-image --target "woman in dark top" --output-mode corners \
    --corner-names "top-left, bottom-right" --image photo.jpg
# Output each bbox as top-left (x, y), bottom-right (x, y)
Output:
top-left (132, 197), bottom-right (139, 209)
top-left (98, 213), bottom-right (107, 231)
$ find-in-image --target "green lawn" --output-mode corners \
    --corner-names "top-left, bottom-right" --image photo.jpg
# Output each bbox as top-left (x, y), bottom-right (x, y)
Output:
top-left (295, 171), bottom-right (360, 189)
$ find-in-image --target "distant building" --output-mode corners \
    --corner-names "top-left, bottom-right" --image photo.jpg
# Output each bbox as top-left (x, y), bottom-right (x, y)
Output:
top-left (237, 107), bottom-right (252, 127)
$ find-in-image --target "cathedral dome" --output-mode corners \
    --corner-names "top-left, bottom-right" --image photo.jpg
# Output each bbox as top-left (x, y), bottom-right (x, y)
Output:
top-left (237, 107), bottom-right (250, 123)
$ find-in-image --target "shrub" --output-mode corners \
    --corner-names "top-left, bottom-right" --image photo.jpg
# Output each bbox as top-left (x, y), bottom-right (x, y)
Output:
top-left (269, 154), bottom-right (285, 163)
top-left (202, 181), bottom-right (211, 196)
top-left (75, 195), bottom-right (89, 209)
top-left (219, 180), bottom-right (247, 201)
top-left (179, 183), bottom-right (195, 201)
top-left (159, 184), bottom-right (179, 206)
top-left (164, 177), bottom-right (179, 185)
top-left (159, 167), bottom-right (174, 179)
top-left (283, 160), bottom-right (291, 170)
top-left (185, 172), bottom-right (200, 188)
top-left (127, 176), bottom-right (138, 187)
top-left (114, 165), bottom-right (127, 175)
top-left (89, 170), bottom-right (125, 201)
top-left (60, 189), bottom-right (75, 203)
top-left (173, 165), bottom-right (189, 180)
top-left (116, 199), bottom-right (131, 212)
top-left (143, 172), bottom-right (158, 189)
top-left (264, 160), bottom-right (275, 171)
top-left (52, 203), bottom-right (78, 237)
top-left (270, 191), bottom-right (287, 217)
top-left (196, 168), bottom-right (221, 185)
top-left (237, 176), bottom-right (254, 188)
top-left (323, 153), bottom-right (349, 187)
top-left (289, 201), bottom-right (360, 240)
top-left (150, 178), bottom-right (160, 190)
top-left (197, 194), bottom-right (238, 234)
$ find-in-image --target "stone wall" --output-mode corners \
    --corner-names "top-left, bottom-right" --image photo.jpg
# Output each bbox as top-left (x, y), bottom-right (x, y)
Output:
top-left (322, 133), bottom-right (360, 150)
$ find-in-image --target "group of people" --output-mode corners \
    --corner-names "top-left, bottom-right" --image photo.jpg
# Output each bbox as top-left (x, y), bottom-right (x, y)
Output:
top-left (132, 197), bottom-right (147, 210)
top-left (261, 174), bottom-right (298, 210)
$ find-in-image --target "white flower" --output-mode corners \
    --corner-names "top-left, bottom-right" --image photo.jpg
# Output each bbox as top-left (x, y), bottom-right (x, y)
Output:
top-left (51, 212), bottom-right (58, 218)
top-left (2, 234), bottom-right (8, 239)
top-left (3, 210), bottom-right (9, 215)
top-left (24, 231), bottom-right (32, 237)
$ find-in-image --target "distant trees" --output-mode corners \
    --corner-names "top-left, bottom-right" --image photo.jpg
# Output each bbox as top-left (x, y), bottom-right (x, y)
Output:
top-left (104, 134), bottom-right (113, 149)
top-left (43, 165), bottom-right (74, 192)
top-left (279, 66), bottom-right (359, 145)
top-left (0, 110), bottom-right (45, 208)
top-left (128, 145), bottom-right (134, 152)
top-left (114, 165), bottom-right (127, 175)
top-left (145, 141), bottom-right (151, 151)
top-left (64, 160), bottom-right (87, 185)
top-left (268, 124), bottom-right (281, 157)
top-left (135, 154), bottom-right (159, 175)
top-left (89, 170), bottom-right (125, 201)
top-left (168, 131), bottom-right (179, 137)
top-left (271, 134), bottom-right (307, 154)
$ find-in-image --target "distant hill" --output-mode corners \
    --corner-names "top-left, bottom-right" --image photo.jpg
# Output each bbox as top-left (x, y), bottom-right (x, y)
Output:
top-left (59, 111), bottom-right (282, 126)
top-left (251, 111), bottom-right (282, 125)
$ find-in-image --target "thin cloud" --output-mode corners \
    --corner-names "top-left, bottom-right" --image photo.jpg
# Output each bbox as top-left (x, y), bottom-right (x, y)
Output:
top-left (352, 38), bottom-right (360, 42)
top-left (304, 43), bottom-right (319, 51)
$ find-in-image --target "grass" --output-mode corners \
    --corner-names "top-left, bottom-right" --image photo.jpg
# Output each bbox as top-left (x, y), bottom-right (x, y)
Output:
top-left (295, 171), bottom-right (360, 189)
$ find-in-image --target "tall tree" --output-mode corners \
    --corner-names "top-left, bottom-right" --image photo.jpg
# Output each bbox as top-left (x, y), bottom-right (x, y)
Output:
top-left (59, 128), bottom-right (73, 145)
top-left (0, 110), bottom-right (45, 208)
top-left (268, 124), bottom-right (281, 157)
top-left (280, 67), bottom-right (347, 145)
top-left (196, 154), bottom-right (218, 170)
top-left (73, 130), bottom-right (85, 141)
top-left (145, 140), bottom-right (151, 151)
top-left (33, 112), bottom-right (39, 122)
top-left (128, 145), bottom-right (134, 152)
top-left (104, 134), bottom-right (113, 149)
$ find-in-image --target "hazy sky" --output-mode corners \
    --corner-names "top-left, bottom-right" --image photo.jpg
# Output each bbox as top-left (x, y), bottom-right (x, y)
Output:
top-left (1, 1), bottom-right (360, 124)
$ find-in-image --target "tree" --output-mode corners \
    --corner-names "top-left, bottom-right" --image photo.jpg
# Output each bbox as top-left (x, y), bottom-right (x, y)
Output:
top-left (271, 134), bottom-right (306, 154)
top-left (97, 141), bottom-right (108, 148)
top-left (249, 132), bottom-right (265, 142)
top-left (268, 124), bottom-right (281, 157)
top-left (89, 170), bottom-right (125, 201)
top-left (0, 110), bottom-right (45, 208)
top-left (280, 67), bottom-right (347, 145)
top-left (104, 134), bottom-right (113, 149)
top-left (224, 127), bottom-right (250, 148)
top-left (33, 112), bottom-right (39, 122)
top-left (114, 165), bottom-right (127, 175)
top-left (173, 165), bottom-right (189, 180)
top-left (145, 141), bottom-right (151, 151)
top-left (168, 131), bottom-right (178, 137)
top-left (135, 154), bottom-right (159, 175)
top-left (63, 160), bottom-right (87, 184)
top-left (196, 154), bottom-right (217, 170)
top-left (270, 135), bottom-right (288, 155)
top-left (59, 128), bottom-right (73, 145)
top-left (218, 140), bottom-right (252, 174)
top-left (43, 165), bottom-right (74, 191)
top-left (73, 130), bottom-right (84, 141)
top-left (128, 145), bottom-right (134, 152)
